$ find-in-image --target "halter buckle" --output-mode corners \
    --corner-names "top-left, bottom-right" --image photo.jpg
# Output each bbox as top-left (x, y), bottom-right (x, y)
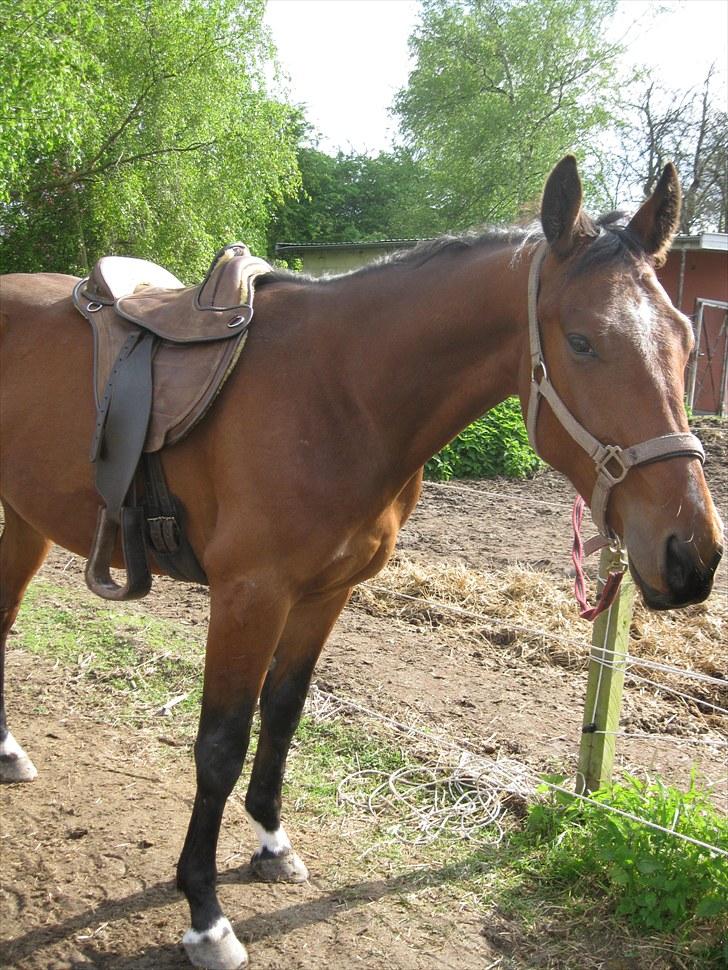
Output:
top-left (595, 445), bottom-right (629, 485)
top-left (531, 358), bottom-right (547, 385)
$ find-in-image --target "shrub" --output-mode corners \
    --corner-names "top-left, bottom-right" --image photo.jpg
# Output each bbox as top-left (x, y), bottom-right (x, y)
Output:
top-left (516, 774), bottom-right (728, 934)
top-left (424, 397), bottom-right (540, 480)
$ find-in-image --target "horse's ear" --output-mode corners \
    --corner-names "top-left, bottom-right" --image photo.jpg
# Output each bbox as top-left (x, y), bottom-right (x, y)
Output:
top-left (541, 155), bottom-right (595, 257)
top-left (627, 163), bottom-right (681, 265)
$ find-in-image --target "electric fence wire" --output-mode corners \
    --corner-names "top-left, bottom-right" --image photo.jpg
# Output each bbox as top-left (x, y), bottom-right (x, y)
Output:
top-left (360, 582), bottom-right (728, 693)
top-left (420, 479), bottom-right (728, 593)
top-left (307, 685), bottom-right (728, 858)
top-left (341, 583), bottom-right (728, 840)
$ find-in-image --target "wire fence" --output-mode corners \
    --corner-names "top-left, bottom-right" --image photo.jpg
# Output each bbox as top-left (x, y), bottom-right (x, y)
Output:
top-left (420, 478), bottom-right (728, 594)
top-left (359, 582), bottom-right (728, 715)
top-left (307, 685), bottom-right (728, 858)
top-left (326, 480), bottom-right (728, 854)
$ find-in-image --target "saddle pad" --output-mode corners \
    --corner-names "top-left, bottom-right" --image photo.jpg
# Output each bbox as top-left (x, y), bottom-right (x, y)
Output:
top-left (75, 244), bottom-right (272, 452)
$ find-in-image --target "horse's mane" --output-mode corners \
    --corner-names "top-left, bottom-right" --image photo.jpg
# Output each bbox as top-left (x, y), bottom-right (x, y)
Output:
top-left (260, 213), bottom-right (647, 288)
top-left (571, 212), bottom-right (648, 275)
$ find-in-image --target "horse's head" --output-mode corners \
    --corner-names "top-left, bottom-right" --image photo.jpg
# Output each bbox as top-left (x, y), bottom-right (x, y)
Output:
top-left (521, 155), bottom-right (723, 610)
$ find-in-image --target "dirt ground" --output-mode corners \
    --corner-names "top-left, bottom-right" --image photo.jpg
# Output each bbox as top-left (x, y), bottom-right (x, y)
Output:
top-left (1, 424), bottom-right (726, 970)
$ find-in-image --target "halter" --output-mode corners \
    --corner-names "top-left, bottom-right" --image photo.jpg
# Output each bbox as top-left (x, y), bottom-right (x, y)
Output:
top-left (525, 240), bottom-right (705, 541)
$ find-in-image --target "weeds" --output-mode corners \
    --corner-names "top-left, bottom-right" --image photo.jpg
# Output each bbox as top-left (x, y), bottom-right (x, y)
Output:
top-left (515, 774), bottom-right (728, 934)
top-left (425, 397), bottom-right (540, 480)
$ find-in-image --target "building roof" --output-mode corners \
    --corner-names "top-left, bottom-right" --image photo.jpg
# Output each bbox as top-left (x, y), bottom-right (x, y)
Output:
top-left (672, 233), bottom-right (727, 252)
top-left (277, 233), bottom-right (728, 256)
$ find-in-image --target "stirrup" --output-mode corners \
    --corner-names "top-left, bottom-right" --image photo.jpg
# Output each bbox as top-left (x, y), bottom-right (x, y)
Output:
top-left (85, 506), bottom-right (152, 600)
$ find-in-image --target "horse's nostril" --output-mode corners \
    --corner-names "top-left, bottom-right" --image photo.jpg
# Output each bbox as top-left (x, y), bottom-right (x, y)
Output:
top-left (665, 535), bottom-right (690, 591)
top-left (664, 535), bottom-right (719, 606)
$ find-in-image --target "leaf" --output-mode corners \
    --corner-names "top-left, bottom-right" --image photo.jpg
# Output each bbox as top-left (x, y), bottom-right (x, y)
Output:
top-left (611, 866), bottom-right (630, 887)
top-left (696, 895), bottom-right (728, 918)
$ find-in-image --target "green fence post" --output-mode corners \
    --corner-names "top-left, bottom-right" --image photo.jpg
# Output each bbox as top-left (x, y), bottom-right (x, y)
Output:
top-left (576, 545), bottom-right (635, 795)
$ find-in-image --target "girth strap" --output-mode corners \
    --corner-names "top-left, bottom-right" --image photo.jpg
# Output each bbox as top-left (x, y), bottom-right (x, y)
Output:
top-left (94, 330), bottom-right (155, 525)
top-left (526, 240), bottom-right (705, 539)
top-left (142, 453), bottom-right (208, 585)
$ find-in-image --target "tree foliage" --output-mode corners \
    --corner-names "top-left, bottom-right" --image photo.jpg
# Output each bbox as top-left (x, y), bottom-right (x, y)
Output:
top-left (394, 0), bottom-right (620, 232)
top-left (270, 146), bottom-right (431, 246)
top-left (0, 0), bottom-right (301, 277)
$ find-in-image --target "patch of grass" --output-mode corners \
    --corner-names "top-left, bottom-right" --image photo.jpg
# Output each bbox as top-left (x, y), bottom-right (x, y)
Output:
top-left (17, 580), bottom-right (205, 715)
top-left (286, 715), bottom-right (409, 817)
top-left (515, 774), bottom-right (728, 932)
top-left (491, 774), bottom-right (728, 967)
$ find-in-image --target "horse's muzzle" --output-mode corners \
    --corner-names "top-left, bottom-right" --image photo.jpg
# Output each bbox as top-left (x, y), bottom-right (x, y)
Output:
top-left (633, 539), bottom-right (723, 611)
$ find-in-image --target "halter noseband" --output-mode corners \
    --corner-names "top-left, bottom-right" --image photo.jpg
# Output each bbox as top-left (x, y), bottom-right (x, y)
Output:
top-left (525, 240), bottom-right (705, 540)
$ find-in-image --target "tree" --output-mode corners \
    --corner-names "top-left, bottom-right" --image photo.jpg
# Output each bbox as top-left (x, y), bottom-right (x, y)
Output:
top-left (394, 0), bottom-right (621, 232)
top-left (597, 70), bottom-right (727, 233)
top-left (269, 146), bottom-right (433, 248)
top-left (0, 0), bottom-right (301, 278)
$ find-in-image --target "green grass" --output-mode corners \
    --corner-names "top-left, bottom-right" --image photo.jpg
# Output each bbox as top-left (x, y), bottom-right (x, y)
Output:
top-left (288, 716), bottom-right (409, 814)
top-left (517, 775), bottom-right (728, 931)
top-left (18, 580), bottom-right (205, 715)
top-left (14, 578), bottom-right (728, 968)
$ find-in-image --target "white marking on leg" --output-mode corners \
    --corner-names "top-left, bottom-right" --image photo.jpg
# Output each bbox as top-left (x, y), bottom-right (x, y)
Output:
top-left (182, 916), bottom-right (233, 946)
top-left (0, 731), bottom-right (38, 782)
top-left (246, 813), bottom-right (292, 856)
top-left (0, 732), bottom-right (25, 758)
top-left (182, 916), bottom-right (248, 968)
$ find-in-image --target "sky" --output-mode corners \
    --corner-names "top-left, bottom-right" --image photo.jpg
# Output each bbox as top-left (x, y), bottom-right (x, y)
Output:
top-left (264, 0), bottom-right (728, 155)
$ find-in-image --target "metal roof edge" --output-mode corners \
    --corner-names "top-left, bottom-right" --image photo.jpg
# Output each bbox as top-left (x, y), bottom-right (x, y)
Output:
top-left (672, 233), bottom-right (727, 252)
top-left (275, 239), bottom-right (422, 253)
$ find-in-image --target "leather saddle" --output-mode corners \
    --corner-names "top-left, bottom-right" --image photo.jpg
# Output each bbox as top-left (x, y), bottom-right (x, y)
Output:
top-left (73, 242), bottom-right (271, 601)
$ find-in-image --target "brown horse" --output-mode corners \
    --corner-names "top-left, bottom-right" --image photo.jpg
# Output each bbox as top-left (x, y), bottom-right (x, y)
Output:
top-left (0, 157), bottom-right (723, 968)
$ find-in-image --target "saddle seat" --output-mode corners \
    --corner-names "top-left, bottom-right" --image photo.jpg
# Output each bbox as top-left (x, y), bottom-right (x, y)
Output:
top-left (90, 255), bottom-right (185, 301)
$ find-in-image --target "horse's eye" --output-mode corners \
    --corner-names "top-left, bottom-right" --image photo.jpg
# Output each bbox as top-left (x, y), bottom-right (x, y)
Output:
top-left (567, 333), bottom-right (596, 357)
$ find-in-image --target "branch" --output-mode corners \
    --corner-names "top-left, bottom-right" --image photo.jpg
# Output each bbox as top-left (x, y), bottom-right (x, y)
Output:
top-left (12, 140), bottom-right (218, 200)
top-left (14, 0), bottom-right (66, 38)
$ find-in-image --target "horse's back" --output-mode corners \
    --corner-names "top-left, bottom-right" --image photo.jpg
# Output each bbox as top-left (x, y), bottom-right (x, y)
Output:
top-left (1, 272), bottom-right (88, 379)
top-left (1, 271), bottom-right (79, 315)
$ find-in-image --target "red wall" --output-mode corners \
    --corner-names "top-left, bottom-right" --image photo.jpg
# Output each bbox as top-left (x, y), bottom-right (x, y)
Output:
top-left (659, 249), bottom-right (728, 311)
top-left (658, 248), bottom-right (728, 413)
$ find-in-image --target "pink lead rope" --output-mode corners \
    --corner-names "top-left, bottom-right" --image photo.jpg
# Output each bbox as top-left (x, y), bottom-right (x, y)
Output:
top-left (571, 496), bottom-right (625, 621)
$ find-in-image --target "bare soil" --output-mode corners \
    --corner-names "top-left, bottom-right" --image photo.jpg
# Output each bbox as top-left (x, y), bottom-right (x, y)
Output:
top-left (1, 424), bottom-right (726, 970)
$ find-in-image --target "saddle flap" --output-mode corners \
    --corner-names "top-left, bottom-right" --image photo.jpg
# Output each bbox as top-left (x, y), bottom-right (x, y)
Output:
top-left (115, 245), bottom-right (272, 343)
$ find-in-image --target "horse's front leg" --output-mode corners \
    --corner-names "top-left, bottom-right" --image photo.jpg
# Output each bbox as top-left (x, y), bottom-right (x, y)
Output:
top-left (178, 576), bottom-right (290, 970)
top-left (244, 588), bottom-right (352, 883)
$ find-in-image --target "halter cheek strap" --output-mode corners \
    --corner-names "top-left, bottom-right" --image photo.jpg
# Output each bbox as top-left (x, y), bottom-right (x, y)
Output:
top-left (525, 240), bottom-right (705, 539)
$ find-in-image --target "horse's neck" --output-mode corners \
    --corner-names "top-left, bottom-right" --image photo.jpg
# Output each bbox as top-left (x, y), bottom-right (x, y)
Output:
top-left (321, 244), bottom-right (530, 480)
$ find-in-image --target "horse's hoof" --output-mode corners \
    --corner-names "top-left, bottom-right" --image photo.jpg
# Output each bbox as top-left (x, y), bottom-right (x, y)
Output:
top-left (250, 847), bottom-right (309, 883)
top-left (0, 733), bottom-right (38, 783)
top-left (182, 917), bottom-right (248, 969)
